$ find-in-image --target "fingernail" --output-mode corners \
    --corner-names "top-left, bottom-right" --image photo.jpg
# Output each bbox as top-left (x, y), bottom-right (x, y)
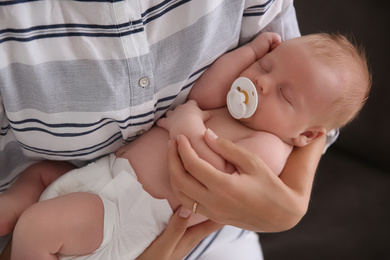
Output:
top-left (168, 140), bottom-right (172, 149)
top-left (179, 206), bottom-right (192, 219)
top-left (206, 128), bottom-right (218, 140)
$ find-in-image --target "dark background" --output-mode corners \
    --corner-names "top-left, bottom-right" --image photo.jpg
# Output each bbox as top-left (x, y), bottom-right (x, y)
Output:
top-left (260, 1), bottom-right (390, 259)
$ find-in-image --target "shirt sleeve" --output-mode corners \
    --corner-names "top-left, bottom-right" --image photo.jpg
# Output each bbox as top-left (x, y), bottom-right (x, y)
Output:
top-left (323, 128), bottom-right (340, 154)
top-left (240, 0), bottom-right (300, 45)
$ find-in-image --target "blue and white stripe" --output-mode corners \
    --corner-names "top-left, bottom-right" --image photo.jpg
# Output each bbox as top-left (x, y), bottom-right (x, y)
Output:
top-left (0, 22), bottom-right (145, 44)
top-left (244, 0), bottom-right (276, 16)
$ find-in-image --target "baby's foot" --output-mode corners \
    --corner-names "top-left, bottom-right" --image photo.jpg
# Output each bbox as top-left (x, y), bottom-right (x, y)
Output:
top-left (0, 199), bottom-right (19, 236)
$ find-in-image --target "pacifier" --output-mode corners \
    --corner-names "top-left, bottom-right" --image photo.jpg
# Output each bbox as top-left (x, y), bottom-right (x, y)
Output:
top-left (227, 77), bottom-right (258, 119)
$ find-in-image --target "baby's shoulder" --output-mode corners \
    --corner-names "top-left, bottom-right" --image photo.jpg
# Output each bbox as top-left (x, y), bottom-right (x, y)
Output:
top-left (236, 130), bottom-right (288, 153)
top-left (240, 131), bottom-right (292, 176)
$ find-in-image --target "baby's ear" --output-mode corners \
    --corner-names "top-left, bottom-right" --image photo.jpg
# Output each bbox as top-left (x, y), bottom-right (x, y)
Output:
top-left (292, 126), bottom-right (326, 147)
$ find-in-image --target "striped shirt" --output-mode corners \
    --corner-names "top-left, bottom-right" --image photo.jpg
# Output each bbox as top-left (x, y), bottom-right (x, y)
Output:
top-left (0, 0), bottom-right (298, 190)
top-left (0, 0), bottom-right (300, 258)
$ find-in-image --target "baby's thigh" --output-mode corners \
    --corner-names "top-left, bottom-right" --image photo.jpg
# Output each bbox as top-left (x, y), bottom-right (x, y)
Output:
top-left (12, 192), bottom-right (104, 258)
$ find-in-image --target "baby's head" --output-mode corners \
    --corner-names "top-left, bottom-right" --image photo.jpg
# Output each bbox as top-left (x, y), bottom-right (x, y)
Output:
top-left (238, 32), bottom-right (371, 147)
top-left (302, 33), bottom-right (371, 132)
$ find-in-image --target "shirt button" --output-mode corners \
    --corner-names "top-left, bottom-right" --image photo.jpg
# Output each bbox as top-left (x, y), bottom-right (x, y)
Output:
top-left (139, 77), bottom-right (149, 88)
top-left (136, 129), bottom-right (146, 136)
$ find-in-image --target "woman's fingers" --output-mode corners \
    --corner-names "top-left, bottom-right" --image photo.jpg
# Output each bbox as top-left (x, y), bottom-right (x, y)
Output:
top-left (168, 136), bottom-right (239, 221)
top-left (174, 135), bottom-right (226, 186)
top-left (154, 207), bottom-right (192, 252)
top-left (136, 206), bottom-right (192, 260)
top-left (171, 220), bottom-right (223, 259)
top-left (203, 129), bottom-right (267, 174)
top-left (137, 207), bottom-right (223, 260)
top-left (168, 138), bottom-right (216, 216)
top-left (168, 138), bottom-right (211, 193)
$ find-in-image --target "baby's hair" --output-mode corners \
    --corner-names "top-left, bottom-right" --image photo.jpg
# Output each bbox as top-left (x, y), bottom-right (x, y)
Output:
top-left (303, 33), bottom-right (372, 131)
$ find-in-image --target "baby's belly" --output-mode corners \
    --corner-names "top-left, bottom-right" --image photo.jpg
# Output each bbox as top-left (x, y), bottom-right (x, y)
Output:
top-left (116, 125), bottom-right (216, 227)
top-left (116, 127), bottom-right (180, 210)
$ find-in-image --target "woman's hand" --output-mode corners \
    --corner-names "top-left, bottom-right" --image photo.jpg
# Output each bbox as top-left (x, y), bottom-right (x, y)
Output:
top-left (137, 206), bottom-right (222, 260)
top-left (168, 129), bottom-right (326, 232)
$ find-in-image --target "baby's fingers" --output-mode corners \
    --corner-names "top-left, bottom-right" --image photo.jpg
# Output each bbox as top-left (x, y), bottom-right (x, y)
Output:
top-left (156, 117), bottom-right (166, 128)
top-left (201, 110), bottom-right (213, 122)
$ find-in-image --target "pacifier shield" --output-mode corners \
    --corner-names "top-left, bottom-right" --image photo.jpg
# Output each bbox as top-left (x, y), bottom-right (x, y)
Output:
top-left (227, 77), bottom-right (258, 119)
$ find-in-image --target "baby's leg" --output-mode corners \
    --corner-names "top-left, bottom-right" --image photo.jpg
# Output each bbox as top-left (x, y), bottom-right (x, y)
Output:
top-left (11, 192), bottom-right (104, 260)
top-left (0, 161), bottom-right (74, 236)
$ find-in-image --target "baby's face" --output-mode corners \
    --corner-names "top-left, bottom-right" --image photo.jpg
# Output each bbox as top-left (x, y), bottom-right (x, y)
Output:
top-left (238, 37), bottom-right (339, 145)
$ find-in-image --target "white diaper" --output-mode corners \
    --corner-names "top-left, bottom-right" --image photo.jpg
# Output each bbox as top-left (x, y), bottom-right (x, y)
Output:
top-left (40, 154), bottom-right (173, 260)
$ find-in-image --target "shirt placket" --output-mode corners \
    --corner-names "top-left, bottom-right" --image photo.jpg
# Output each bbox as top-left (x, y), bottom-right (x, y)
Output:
top-left (112, 0), bottom-right (155, 138)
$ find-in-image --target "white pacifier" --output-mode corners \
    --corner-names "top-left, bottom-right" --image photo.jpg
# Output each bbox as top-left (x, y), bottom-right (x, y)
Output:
top-left (227, 77), bottom-right (258, 119)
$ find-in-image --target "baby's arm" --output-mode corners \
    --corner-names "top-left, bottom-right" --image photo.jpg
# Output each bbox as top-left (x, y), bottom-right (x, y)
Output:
top-left (234, 131), bottom-right (293, 176)
top-left (189, 32), bottom-right (281, 110)
top-left (157, 100), bottom-right (231, 173)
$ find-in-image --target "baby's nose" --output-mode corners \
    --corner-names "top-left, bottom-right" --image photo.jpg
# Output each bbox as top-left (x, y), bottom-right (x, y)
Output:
top-left (258, 83), bottom-right (268, 94)
top-left (256, 78), bottom-right (271, 95)
top-left (255, 78), bottom-right (264, 93)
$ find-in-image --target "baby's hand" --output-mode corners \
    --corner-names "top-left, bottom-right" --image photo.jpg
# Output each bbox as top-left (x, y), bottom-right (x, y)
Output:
top-left (265, 32), bottom-right (282, 51)
top-left (157, 100), bottom-right (213, 138)
top-left (249, 32), bottom-right (282, 59)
